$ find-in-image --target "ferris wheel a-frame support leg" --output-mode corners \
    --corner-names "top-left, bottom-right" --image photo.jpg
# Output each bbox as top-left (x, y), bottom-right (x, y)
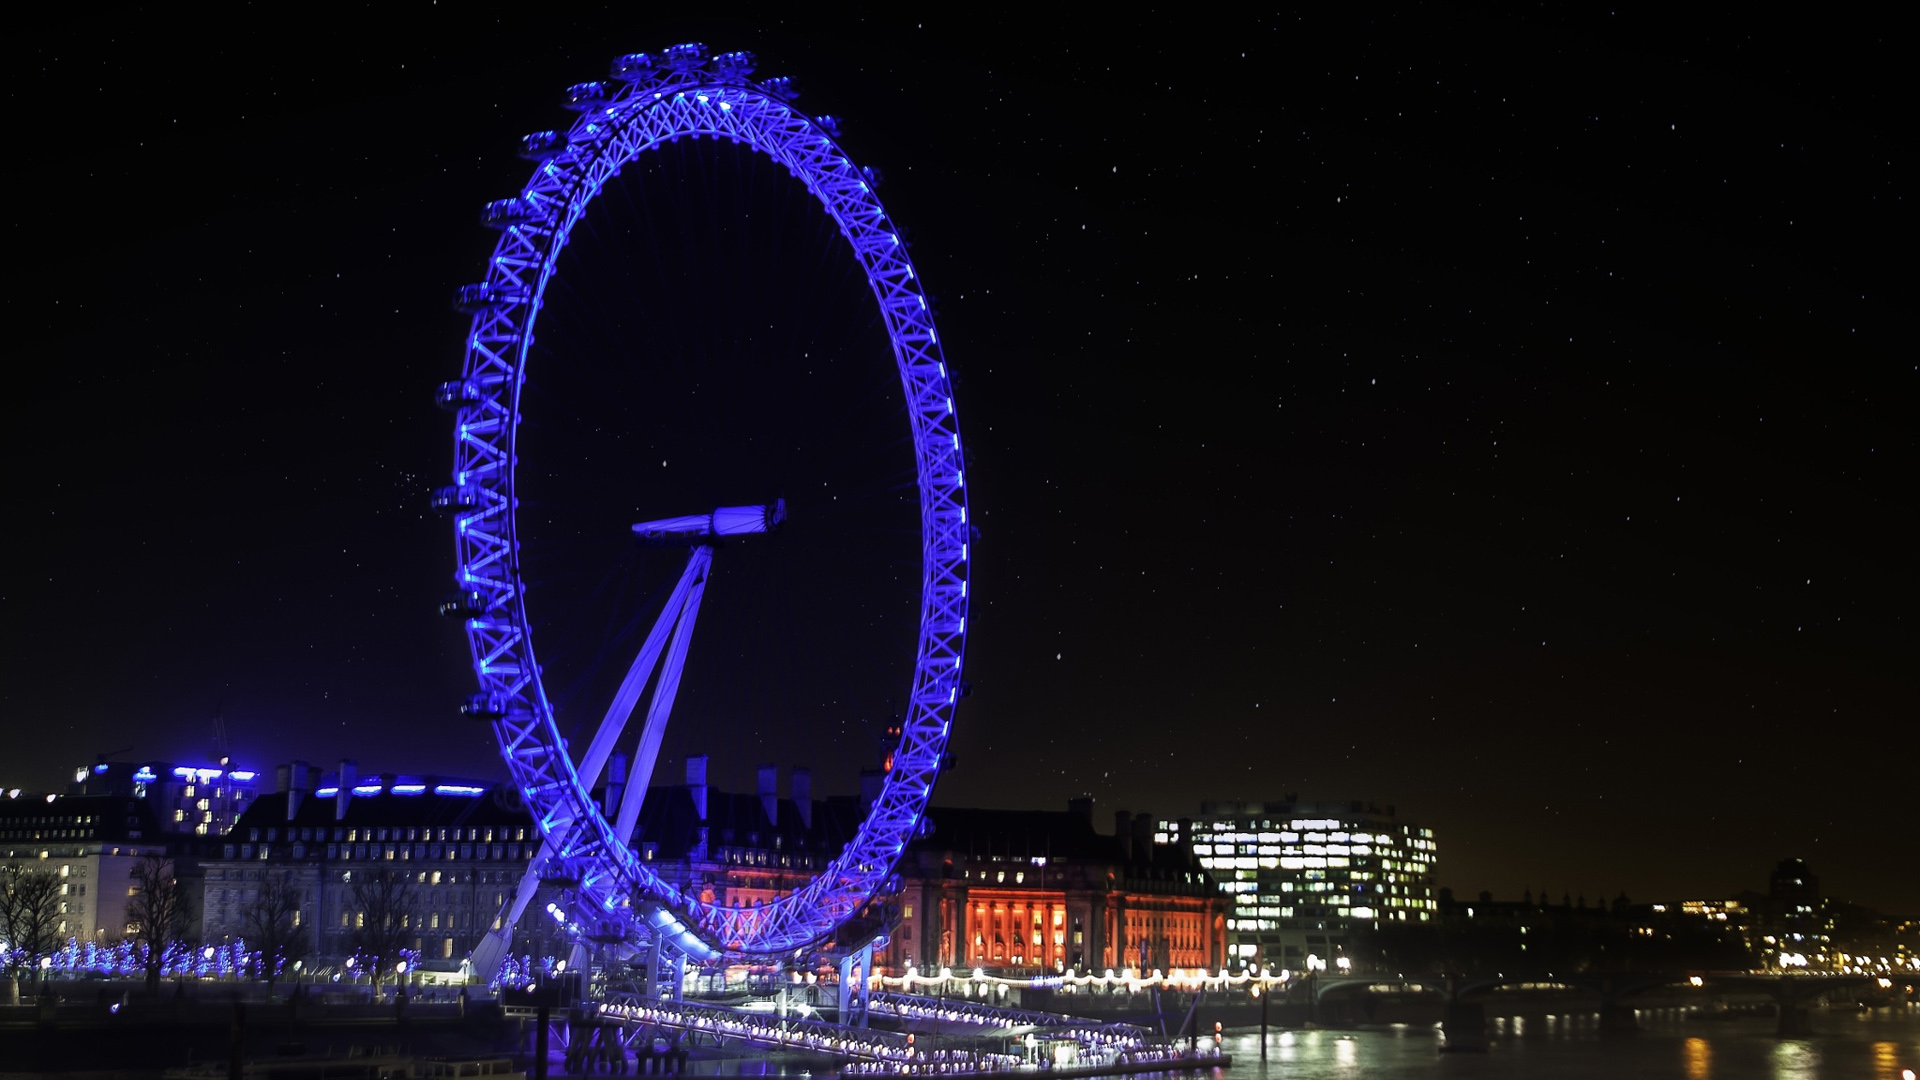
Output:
top-left (612, 547), bottom-right (711, 842)
top-left (837, 943), bottom-right (873, 1029)
top-left (469, 839), bottom-right (552, 984)
top-left (644, 937), bottom-right (689, 1002)
top-left (572, 544), bottom-right (715, 801)
top-left (472, 546), bottom-right (714, 981)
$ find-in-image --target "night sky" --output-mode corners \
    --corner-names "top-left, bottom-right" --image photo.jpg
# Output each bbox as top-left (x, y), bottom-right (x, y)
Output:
top-left (9, 8), bottom-right (1911, 913)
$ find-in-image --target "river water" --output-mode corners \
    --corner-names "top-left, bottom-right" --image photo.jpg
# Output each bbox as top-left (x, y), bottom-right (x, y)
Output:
top-left (1212, 1006), bottom-right (1920, 1079)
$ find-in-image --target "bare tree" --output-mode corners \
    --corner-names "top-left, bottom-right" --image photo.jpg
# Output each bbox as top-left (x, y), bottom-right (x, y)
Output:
top-left (347, 868), bottom-right (415, 994)
top-left (127, 854), bottom-right (193, 994)
top-left (0, 866), bottom-right (62, 983)
top-left (242, 871), bottom-right (306, 989)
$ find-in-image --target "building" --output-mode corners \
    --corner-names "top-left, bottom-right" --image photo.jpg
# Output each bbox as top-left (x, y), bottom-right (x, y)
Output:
top-left (68, 759), bottom-right (263, 838)
top-left (1693, 857), bottom-right (1916, 975)
top-left (629, 757), bottom-right (872, 913)
top-left (0, 790), bottom-right (170, 942)
top-left (631, 762), bottom-right (1231, 975)
top-left (1154, 799), bottom-right (1437, 970)
top-left (192, 761), bottom-right (546, 971)
top-left (882, 801), bottom-right (1229, 975)
top-left (185, 755), bottom-right (1231, 981)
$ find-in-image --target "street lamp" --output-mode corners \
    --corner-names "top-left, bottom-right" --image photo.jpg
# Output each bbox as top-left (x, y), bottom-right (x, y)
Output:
top-left (1304, 955), bottom-right (1325, 1026)
top-left (1253, 966), bottom-right (1270, 1060)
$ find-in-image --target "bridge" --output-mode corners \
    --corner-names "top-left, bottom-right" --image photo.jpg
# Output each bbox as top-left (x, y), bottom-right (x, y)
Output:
top-left (1283, 969), bottom-right (1904, 1047)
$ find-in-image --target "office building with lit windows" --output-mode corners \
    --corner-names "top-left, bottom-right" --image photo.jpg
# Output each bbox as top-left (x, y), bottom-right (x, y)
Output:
top-left (1154, 799), bottom-right (1437, 970)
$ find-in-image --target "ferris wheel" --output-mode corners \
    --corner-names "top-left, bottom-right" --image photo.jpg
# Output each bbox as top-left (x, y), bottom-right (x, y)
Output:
top-left (436, 44), bottom-right (970, 961)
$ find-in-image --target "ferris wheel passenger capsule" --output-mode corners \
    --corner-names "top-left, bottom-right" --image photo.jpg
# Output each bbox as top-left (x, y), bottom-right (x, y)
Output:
top-left (439, 590), bottom-right (496, 619)
top-left (712, 51), bottom-right (757, 79)
top-left (517, 130), bottom-right (567, 161)
top-left (665, 42), bottom-right (709, 73)
top-left (434, 381), bottom-right (483, 410)
top-left (564, 81), bottom-right (610, 110)
top-left (452, 282), bottom-right (527, 313)
top-left (609, 53), bottom-right (659, 81)
top-left (459, 693), bottom-right (511, 721)
top-left (563, 82), bottom-right (612, 110)
top-left (430, 485), bottom-right (482, 513)
top-left (479, 198), bottom-right (547, 229)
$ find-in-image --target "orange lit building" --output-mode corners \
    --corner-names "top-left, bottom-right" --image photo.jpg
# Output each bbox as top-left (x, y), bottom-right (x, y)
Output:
top-left (881, 801), bottom-right (1227, 975)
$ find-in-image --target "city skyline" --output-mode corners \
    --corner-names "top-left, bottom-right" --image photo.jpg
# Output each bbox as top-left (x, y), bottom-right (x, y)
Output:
top-left (9, 8), bottom-right (1910, 917)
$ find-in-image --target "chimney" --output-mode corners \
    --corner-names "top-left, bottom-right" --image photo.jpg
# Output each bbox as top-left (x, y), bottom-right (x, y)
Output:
top-left (336, 759), bottom-right (357, 821)
top-left (606, 753), bottom-right (627, 821)
top-left (685, 755), bottom-right (709, 823)
top-left (1131, 812), bottom-right (1154, 866)
top-left (757, 764), bottom-right (779, 827)
top-left (791, 767), bottom-right (812, 830)
top-left (284, 760), bottom-right (312, 822)
top-left (1115, 810), bottom-right (1134, 861)
top-left (858, 768), bottom-right (884, 812)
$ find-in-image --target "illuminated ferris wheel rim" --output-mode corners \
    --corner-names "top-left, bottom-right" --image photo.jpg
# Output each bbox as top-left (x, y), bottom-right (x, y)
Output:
top-left (443, 45), bottom-right (970, 959)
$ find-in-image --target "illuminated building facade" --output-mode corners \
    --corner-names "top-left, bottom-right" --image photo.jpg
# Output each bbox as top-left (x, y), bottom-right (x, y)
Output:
top-left (193, 762), bottom-right (546, 969)
top-left (68, 759), bottom-right (262, 837)
top-left (881, 801), bottom-right (1228, 975)
top-left (1156, 799), bottom-right (1438, 969)
top-left (0, 792), bottom-right (169, 941)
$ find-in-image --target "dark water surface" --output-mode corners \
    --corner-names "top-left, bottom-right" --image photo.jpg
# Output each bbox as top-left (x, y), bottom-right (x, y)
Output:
top-left (1212, 1007), bottom-right (1920, 1079)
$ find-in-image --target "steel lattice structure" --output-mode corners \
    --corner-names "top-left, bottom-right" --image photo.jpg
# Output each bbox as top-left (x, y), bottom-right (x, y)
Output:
top-left (438, 44), bottom-right (969, 959)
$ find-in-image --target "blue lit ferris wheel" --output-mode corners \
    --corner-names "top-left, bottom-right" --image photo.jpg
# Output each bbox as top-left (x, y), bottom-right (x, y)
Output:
top-left (437, 44), bottom-right (970, 960)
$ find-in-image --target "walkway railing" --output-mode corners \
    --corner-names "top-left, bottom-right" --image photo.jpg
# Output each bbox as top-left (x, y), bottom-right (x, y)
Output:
top-left (597, 995), bottom-right (927, 1064)
top-left (868, 991), bottom-right (1148, 1040)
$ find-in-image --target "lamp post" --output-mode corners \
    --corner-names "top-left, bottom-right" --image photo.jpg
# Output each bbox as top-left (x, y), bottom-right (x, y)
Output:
top-left (937, 966), bottom-right (952, 1061)
top-left (1253, 970), bottom-right (1269, 1061)
top-left (1305, 954), bottom-right (1326, 1027)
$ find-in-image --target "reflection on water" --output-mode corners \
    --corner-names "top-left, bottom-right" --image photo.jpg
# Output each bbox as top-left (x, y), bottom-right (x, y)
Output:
top-left (1686, 1035), bottom-right (1711, 1080)
top-left (1876, 1040), bottom-right (1903, 1080)
top-left (1773, 1040), bottom-right (1822, 1080)
top-left (1209, 1007), bottom-right (1920, 1080)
